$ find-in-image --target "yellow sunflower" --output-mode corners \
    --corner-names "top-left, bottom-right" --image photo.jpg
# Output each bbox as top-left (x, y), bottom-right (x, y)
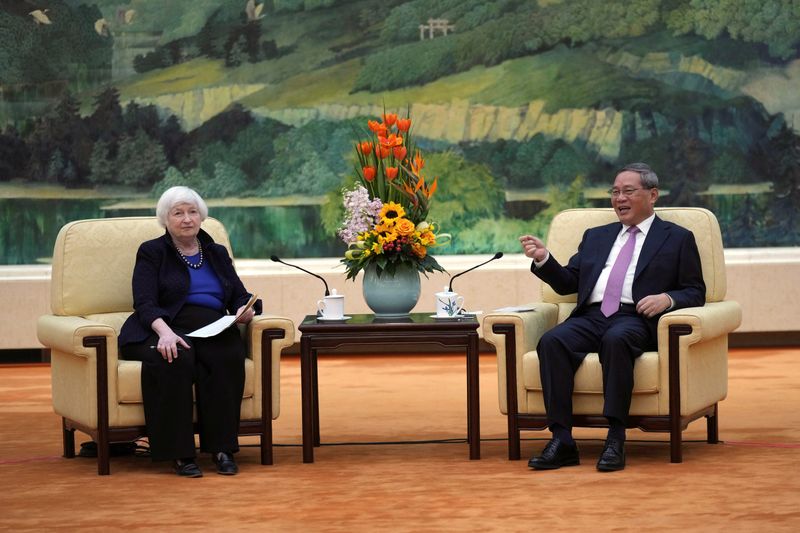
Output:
top-left (379, 202), bottom-right (406, 226)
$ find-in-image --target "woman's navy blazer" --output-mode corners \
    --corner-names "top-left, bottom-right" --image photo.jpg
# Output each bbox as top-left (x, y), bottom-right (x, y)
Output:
top-left (118, 228), bottom-right (259, 346)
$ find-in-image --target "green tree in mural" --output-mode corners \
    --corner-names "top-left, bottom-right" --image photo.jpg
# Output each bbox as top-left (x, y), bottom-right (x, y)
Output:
top-left (242, 20), bottom-right (263, 63)
top-left (22, 91), bottom-right (88, 184)
top-left (134, 48), bottom-right (170, 73)
top-left (745, 122), bottom-right (800, 246)
top-left (88, 87), bottom-right (124, 147)
top-left (720, 194), bottom-right (766, 247)
top-left (224, 33), bottom-right (245, 67)
top-left (160, 115), bottom-right (189, 166)
top-left (760, 123), bottom-right (800, 210)
top-left (660, 121), bottom-right (711, 206)
top-left (666, 0), bottom-right (800, 59)
top-left (197, 11), bottom-right (221, 58)
top-left (0, 127), bottom-right (30, 181)
top-left (123, 102), bottom-right (162, 139)
top-left (206, 162), bottom-right (249, 198)
top-left (37, 93), bottom-right (91, 185)
top-left (265, 119), bottom-right (353, 196)
top-left (0, 1), bottom-right (111, 84)
top-left (426, 151), bottom-right (505, 231)
top-left (358, 0), bottom-right (664, 92)
top-left (116, 131), bottom-right (168, 188)
top-left (88, 140), bottom-right (115, 185)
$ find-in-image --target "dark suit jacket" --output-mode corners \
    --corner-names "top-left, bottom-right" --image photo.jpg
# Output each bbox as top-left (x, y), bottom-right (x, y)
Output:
top-left (533, 215), bottom-right (706, 341)
top-left (118, 228), bottom-right (260, 346)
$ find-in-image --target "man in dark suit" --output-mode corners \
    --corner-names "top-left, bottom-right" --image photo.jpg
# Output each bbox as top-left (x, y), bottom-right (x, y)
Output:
top-left (518, 162), bottom-right (706, 471)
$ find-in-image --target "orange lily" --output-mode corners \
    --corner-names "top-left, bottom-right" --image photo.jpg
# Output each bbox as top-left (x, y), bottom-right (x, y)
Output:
top-left (359, 141), bottom-right (373, 155)
top-left (367, 120), bottom-right (382, 133)
top-left (362, 166), bottom-right (376, 182)
top-left (396, 118), bottom-right (411, 132)
top-left (382, 113), bottom-right (397, 126)
top-left (375, 145), bottom-right (391, 159)
top-left (379, 133), bottom-right (403, 148)
top-left (385, 167), bottom-right (398, 181)
top-left (393, 146), bottom-right (407, 160)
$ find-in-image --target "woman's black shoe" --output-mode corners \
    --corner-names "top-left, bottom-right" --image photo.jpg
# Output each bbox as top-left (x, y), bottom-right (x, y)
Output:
top-left (174, 458), bottom-right (203, 478)
top-left (213, 452), bottom-right (238, 475)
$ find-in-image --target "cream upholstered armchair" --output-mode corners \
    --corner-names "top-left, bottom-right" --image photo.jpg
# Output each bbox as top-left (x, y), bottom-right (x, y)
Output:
top-left (37, 216), bottom-right (294, 475)
top-left (483, 207), bottom-right (741, 463)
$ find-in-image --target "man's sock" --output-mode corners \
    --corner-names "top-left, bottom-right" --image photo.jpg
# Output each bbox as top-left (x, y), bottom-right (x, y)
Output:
top-left (607, 417), bottom-right (626, 442)
top-left (551, 424), bottom-right (575, 445)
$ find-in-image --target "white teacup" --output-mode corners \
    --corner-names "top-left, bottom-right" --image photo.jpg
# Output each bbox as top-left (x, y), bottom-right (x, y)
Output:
top-left (435, 288), bottom-right (464, 317)
top-left (317, 289), bottom-right (344, 319)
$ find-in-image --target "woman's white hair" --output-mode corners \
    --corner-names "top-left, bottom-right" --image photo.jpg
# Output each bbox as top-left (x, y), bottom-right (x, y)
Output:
top-left (155, 186), bottom-right (208, 227)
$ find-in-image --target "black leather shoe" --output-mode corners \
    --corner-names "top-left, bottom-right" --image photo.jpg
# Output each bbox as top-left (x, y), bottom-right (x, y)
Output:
top-left (528, 438), bottom-right (580, 470)
top-left (213, 452), bottom-right (238, 475)
top-left (174, 458), bottom-right (203, 478)
top-left (597, 439), bottom-right (626, 472)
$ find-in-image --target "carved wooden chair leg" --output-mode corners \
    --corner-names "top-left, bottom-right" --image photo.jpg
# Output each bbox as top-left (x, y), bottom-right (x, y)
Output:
top-left (707, 403), bottom-right (719, 444)
top-left (62, 418), bottom-right (75, 458)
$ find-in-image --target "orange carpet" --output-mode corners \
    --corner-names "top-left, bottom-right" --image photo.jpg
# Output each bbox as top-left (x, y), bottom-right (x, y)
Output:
top-left (0, 348), bottom-right (799, 531)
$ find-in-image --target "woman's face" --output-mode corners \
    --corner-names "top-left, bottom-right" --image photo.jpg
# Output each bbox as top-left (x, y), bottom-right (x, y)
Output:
top-left (166, 202), bottom-right (202, 241)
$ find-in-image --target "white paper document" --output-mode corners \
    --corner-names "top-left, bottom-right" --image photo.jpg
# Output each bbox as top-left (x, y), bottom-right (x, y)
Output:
top-left (186, 315), bottom-right (238, 338)
top-left (187, 294), bottom-right (258, 338)
top-left (492, 305), bottom-right (537, 313)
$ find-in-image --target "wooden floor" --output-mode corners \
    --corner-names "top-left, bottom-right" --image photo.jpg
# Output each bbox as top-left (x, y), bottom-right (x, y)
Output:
top-left (1, 348), bottom-right (799, 531)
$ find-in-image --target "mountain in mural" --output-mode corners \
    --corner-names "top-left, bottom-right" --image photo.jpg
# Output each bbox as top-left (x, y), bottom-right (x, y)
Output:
top-left (2, 0), bottom-right (800, 261)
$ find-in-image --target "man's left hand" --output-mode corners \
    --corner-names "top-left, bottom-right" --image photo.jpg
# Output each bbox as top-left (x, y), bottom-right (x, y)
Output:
top-left (636, 293), bottom-right (672, 318)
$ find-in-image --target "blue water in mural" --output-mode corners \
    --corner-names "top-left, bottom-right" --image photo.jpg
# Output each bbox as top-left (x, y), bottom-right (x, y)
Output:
top-left (0, 198), bottom-right (343, 264)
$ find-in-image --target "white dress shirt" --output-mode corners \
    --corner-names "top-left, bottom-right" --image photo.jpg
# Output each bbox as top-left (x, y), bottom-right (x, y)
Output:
top-left (587, 214), bottom-right (655, 305)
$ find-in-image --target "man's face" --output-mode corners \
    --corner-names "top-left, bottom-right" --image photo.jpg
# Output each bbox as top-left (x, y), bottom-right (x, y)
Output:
top-left (610, 170), bottom-right (658, 226)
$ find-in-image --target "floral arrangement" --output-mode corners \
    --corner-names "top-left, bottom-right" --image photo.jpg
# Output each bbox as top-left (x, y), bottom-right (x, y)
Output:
top-left (338, 112), bottom-right (448, 280)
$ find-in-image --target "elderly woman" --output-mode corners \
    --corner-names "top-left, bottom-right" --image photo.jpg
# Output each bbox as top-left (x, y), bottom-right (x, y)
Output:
top-left (118, 186), bottom-right (258, 477)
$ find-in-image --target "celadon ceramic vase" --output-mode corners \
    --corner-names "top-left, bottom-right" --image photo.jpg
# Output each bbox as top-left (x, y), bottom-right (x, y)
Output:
top-left (362, 262), bottom-right (421, 318)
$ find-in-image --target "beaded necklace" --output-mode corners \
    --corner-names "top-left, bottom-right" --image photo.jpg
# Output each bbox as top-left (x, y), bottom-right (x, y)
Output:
top-left (175, 238), bottom-right (203, 269)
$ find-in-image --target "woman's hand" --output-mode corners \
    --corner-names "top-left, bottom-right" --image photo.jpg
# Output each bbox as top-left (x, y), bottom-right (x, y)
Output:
top-left (151, 318), bottom-right (190, 363)
top-left (235, 304), bottom-right (255, 324)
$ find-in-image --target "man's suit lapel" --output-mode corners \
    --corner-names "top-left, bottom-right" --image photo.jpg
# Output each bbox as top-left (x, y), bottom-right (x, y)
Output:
top-left (580, 224), bottom-right (619, 306)
top-left (635, 216), bottom-right (669, 280)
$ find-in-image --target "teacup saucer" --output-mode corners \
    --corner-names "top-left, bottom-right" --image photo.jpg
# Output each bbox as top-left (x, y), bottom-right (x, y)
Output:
top-left (317, 315), bottom-right (352, 321)
top-left (430, 314), bottom-right (462, 320)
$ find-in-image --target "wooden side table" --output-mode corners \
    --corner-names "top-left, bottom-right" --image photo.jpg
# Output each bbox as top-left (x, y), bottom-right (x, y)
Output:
top-left (298, 313), bottom-right (481, 463)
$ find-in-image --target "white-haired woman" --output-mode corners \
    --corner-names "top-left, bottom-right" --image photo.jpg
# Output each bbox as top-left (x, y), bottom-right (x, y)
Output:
top-left (119, 186), bottom-right (258, 477)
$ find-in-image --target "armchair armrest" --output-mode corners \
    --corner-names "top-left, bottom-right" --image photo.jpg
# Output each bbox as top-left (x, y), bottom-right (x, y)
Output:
top-left (483, 303), bottom-right (559, 354)
top-left (482, 303), bottom-right (559, 414)
top-left (657, 301), bottom-right (742, 349)
top-left (37, 314), bottom-right (118, 361)
top-left (247, 315), bottom-right (295, 356)
top-left (246, 315), bottom-right (295, 421)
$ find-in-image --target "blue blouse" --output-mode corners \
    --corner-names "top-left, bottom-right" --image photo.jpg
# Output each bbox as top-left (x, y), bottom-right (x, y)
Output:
top-left (184, 254), bottom-right (225, 311)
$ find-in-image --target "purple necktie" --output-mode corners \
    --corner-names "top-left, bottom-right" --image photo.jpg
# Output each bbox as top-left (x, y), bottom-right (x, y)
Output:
top-left (601, 226), bottom-right (640, 317)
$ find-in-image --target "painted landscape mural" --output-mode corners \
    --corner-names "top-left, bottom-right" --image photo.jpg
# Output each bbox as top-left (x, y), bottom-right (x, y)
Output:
top-left (1, 0), bottom-right (799, 264)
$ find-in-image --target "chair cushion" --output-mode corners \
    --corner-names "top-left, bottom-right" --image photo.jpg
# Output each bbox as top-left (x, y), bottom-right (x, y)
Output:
top-left (521, 351), bottom-right (660, 394)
